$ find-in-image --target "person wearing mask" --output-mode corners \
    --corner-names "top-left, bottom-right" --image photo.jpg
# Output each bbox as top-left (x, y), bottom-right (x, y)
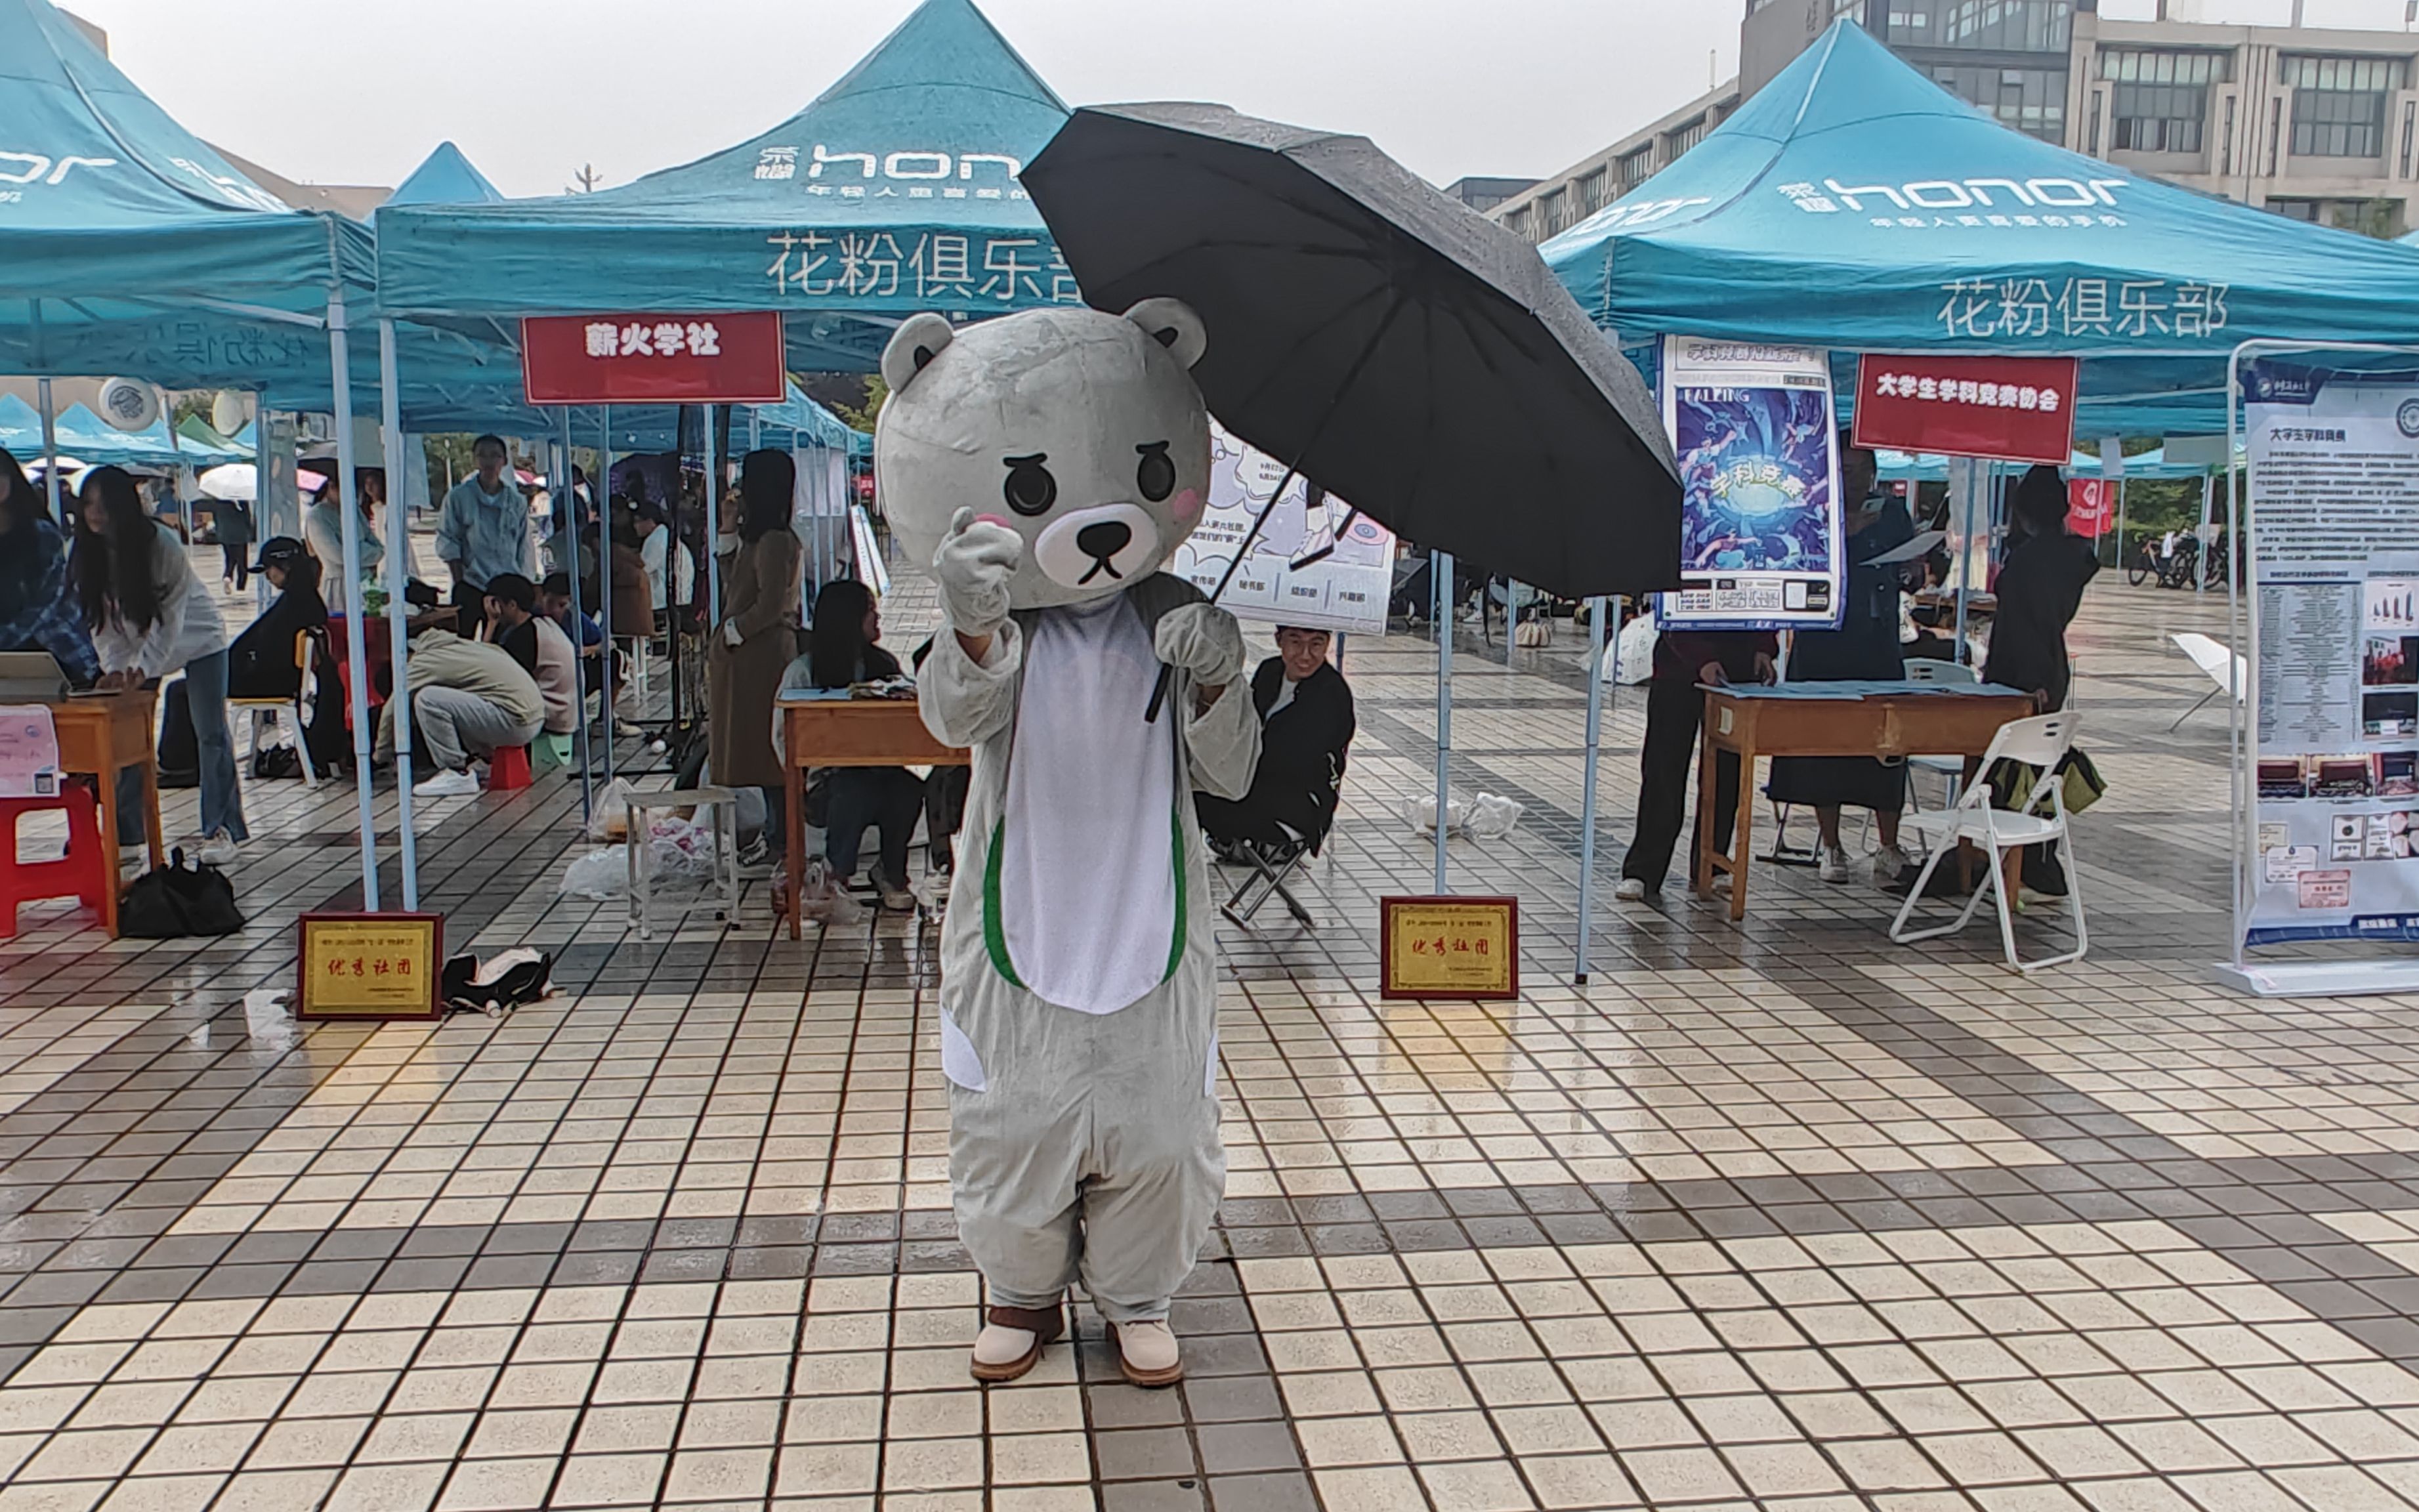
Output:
top-left (484, 572), bottom-right (579, 750)
top-left (74, 465), bottom-right (247, 864)
top-left (215, 495), bottom-right (254, 592)
top-left (1615, 621), bottom-right (1778, 901)
top-left (376, 621), bottom-right (544, 797)
top-left (710, 450), bottom-right (804, 850)
top-left (774, 579), bottom-right (921, 910)
top-left (435, 435), bottom-right (536, 633)
top-left (1195, 624), bottom-right (1356, 860)
top-left (1767, 438), bottom-right (1918, 887)
top-left (1985, 464), bottom-right (2101, 897)
top-left (0, 448), bottom-right (100, 688)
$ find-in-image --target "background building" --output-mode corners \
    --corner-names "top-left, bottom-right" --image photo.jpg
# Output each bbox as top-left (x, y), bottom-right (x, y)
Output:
top-left (1500, 0), bottom-right (2419, 241)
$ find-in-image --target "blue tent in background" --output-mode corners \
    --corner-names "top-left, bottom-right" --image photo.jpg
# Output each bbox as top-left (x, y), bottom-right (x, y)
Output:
top-left (1544, 21), bottom-right (2419, 436)
top-left (374, 0), bottom-right (1078, 371)
top-left (385, 142), bottom-right (506, 209)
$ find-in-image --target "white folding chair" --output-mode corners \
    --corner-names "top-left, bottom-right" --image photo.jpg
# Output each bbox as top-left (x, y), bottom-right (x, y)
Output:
top-left (1903, 658), bottom-right (1979, 816)
top-left (1889, 711), bottom-right (2086, 973)
top-left (2169, 632), bottom-right (2245, 732)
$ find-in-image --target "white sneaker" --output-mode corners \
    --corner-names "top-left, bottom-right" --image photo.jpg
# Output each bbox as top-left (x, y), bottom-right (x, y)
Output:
top-left (1110, 1318), bottom-right (1185, 1387)
top-left (1817, 845), bottom-right (1852, 884)
top-left (414, 768), bottom-right (481, 798)
top-left (196, 832), bottom-right (242, 868)
top-left (1614, 877), bottom-right (1650, 902)
top-left (1872, 844), bottom-right (1912, 888)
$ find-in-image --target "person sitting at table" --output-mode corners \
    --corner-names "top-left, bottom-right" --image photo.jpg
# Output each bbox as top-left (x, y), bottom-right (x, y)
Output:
top-left (375, 621), bottom-right (544, 798)
top-left (1195, 624), bottom-right (1355, 864)
top-left (1767, 437), bottom-right (1918, 889)
top-left (74, 465), bottom-right (248, 866)
top-left (0, 447), bottom-right (99, 689)
top-left (482, 572), bottom-right (579, 755)
top-left (225, 537), bottom-right (350, 774)
top-left (1985, 463), bottom-right (2100, 898)
top-left (1615, 623), bottom-right (1777, 902)
top-left (774, 579), bottom-right (921, 912)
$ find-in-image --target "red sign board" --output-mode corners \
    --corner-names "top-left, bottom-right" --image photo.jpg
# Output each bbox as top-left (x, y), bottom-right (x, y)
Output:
top-left (1851, 354), bottom-right (2080, 466)
top-left (2066, 478), bottom-right (2114, 539)
top-left (522, 312), bottom-right (785, 406)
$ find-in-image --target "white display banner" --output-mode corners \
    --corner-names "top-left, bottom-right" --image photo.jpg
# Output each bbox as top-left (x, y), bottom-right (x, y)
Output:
top-left (1658, 337), bottom-right (1844, 631)
top-left (2242, 361), bottom-right (2419, 949)
top-left (1171, 421), bottom-right (1396, 637)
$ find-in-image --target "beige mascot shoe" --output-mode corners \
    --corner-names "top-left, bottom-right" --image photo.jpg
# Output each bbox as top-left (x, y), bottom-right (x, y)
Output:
top-left (971, 1302), bottom-right (1066, 1384)
top-left (1106, 1318), bottom-right (1184, 1388)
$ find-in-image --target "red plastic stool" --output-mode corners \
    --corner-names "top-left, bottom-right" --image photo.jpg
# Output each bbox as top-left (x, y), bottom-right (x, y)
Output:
top-left (0, 788), bottom-right (110, 936)
top-left (489, 745), bottom-right (533, 791)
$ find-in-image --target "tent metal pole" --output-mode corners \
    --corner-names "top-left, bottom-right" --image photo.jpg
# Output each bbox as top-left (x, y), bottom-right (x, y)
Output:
top-left (1954, 465), bottom-right (1979, 664)
top-left (1575, 595), bottom-right (1612, 984)
top-left (2197, 474), bottom-right (2214, 597)
top-left (559, 417), bottom-right (593, 825)
top-left (704, 406), bottom-right (723, 626)
top-left (326, 289), bottom-right (380, 910)
top-left (1434, 550), bottom-right (1453, 894)
top-left (378, 320), bottom-right (420, 910)
top-left (597, 408), bottom-right (615, 786)
top-left (2115, 474), bottom-right (2129, 574)
top-left (253, 393), bottom-right (270, 614)
top-left (36, 377), bottom-right (60, 527)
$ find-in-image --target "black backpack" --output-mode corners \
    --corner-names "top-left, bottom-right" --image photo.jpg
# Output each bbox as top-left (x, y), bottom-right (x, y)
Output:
top-left (119, 848), bottom-right (246, 937)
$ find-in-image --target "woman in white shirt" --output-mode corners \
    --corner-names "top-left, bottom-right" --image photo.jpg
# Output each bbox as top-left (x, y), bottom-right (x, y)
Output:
top-left (75, 466), bottom-right (247, 864)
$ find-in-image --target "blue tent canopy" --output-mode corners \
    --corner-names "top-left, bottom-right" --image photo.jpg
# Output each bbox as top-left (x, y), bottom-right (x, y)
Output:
top-left (1544, 22), bottom-right (2419, 433)
top-left (386, 142), bottom-right (506, 209)
top-left (374, 0), bottom-right (1080, 372)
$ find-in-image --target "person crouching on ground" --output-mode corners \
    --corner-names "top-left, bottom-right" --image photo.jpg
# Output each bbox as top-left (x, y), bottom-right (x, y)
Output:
top-left (377, 620), bottom-right (544, 797)
top-left (1194, 623), bottom-right (1355, 862)
top-left (482, 573), bottom-right (579, 751)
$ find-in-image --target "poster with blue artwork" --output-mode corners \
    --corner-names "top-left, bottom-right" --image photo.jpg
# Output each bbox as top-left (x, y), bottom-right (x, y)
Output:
top-left (1659, 337), bottom-right (1844, 631)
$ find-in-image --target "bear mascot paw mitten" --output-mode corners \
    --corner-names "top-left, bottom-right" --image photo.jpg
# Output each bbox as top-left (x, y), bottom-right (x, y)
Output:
top-left (878, 299), bottom-right (1260, 1388)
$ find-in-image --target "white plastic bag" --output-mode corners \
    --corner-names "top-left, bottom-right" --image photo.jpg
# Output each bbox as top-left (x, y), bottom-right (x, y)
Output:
top-left (793, 857), bottom-right (862, 926)
top-left (1410, 795), bottom-right (1467, 837)
top-left (586, 778), bottom-right (637, 841)
top-left (645, 817), bottom-right (718, 884)
top-left (1612, 612), bottom-right (1657, 685)
top-left (561, 847), bottom-right (626, 898)
top-left (1466, 792), bottom-right (1525, 840)
top-left (732, 786), bottom-right (768, 843)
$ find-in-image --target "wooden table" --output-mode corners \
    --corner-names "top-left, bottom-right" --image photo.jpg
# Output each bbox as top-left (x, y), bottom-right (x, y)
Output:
top-left (1693, 682), bottom-right (2036, 922)
top-left (49, 691), bottom-right (165, 937)
top-left (781, 698), bottom-right (970, 938)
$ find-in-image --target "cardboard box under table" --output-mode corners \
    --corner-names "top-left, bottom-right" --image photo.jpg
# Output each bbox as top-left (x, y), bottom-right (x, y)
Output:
top-left (780, 695), bottom-right (969, 938)
top-left (1694, 681), bottom-right (2036, 922)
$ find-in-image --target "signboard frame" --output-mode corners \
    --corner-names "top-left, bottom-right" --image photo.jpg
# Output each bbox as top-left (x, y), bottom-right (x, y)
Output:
top-left (521, 312), bottom-right (786, 406)
top-left (1379, 894), bottom-right (1519, 1001)
top-left (297, 912), bottom-right (446, 1022)
top-left (1850, 353), bottom-right (2081, 466)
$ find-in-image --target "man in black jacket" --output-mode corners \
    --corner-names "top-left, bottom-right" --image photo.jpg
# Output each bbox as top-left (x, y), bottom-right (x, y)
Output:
top-left (1196, 625), bottom-right (1356, 858)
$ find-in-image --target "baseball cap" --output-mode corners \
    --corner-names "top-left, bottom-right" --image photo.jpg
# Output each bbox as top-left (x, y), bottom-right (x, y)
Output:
top-left (251, 536), bottom-right (306, 572)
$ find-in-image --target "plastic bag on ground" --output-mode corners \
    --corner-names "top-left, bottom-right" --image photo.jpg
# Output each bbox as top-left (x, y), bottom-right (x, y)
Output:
top-left (646, 816), bottom-right (719, 884)
top-left (1410, 795), bottom-right (1468, 837)
top-left (586, 778), bottom-right (637, 841)
top-left (561, 847), bottom-right (625, 898)
top-left (1467, 792), bottom-right (1525, 840)
top-left (794, 857), bottom-right (862, 926)
top-left (732, 786), bottom-right (768, 844)
top-left (1611, 613), bottom-right (1657, 684)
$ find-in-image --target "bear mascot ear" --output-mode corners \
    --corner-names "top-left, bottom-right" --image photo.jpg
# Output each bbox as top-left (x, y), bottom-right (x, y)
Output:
top-left (881, 313), bottom-right (957, 394)
top-left (1122, 298), bottom-right (1208, 371)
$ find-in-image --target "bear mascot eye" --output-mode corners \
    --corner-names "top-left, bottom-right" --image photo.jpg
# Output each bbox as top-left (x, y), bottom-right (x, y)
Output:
top-left (1002, 454), bottom-right (1057, 516)
top-left (1135, 442), bottom-right (1176, 504)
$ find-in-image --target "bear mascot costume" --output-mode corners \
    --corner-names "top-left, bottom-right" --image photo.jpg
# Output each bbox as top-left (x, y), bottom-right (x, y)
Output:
top-left (876, 299), bottom-right (1260, 1387)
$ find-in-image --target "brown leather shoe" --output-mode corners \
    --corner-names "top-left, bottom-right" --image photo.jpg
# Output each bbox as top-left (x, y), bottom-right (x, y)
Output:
top-left (969, 1302), bottom-right (1065, 1383)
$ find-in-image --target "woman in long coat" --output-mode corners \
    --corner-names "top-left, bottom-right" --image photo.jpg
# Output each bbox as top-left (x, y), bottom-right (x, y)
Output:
top-left (709, 451), bottom-right (804, 845)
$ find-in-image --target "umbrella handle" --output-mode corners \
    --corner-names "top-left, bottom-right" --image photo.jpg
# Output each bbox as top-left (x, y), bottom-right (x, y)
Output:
top-left (1145, 470), bottom-right (1296, 724)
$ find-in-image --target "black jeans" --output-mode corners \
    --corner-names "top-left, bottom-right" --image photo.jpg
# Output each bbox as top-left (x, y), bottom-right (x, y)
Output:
top-left (826, 767), bottom-right (925, 883)
top-left (1622, 669), bottom-right (1742, 893)
top-left (221, 542), bottom-right (247, 591)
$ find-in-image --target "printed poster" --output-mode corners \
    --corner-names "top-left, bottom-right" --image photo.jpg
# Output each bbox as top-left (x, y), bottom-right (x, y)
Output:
top-left (0, 705), bottom-right (58, 799)
top-left (2242, 362), bottom-right (2419, 947)
top-left (1171, 421), bottom-right (1397, 637)
top-left (1659, 337), bottom-right (1843, 630)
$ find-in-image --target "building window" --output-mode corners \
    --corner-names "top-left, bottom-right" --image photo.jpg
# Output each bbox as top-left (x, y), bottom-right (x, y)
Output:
top-left (1889, 0), bottom-right (2070, 52)
top-left (2265, 196), bottom-right (2407, 238)
top-left (2404, 100), bottom-right (2415, 177)
top-left (2101, 50), bottom-right (2226, 155)
top-left (2220, 93), bottom-right (2236, 175)
top-left (1930, 64), bottom-right (2067, 141)
top-left (1504, 205), bottom-right (1530, 239)
top-left (2284, 56), bottom-right (2400, 159)
top-left (1618, 148), bottom-right (1653, 192)
top-left (1666, 115), bottom-right (1710, 160)
top-left (1537, 187), bottom-right (1568, 238)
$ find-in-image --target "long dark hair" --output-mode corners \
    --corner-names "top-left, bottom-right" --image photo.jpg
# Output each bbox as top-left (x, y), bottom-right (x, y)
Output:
top-left (2011, 465), bottom-right (2070, 537)
top-left (810, 579), bottom-right (874, 690)
top-left (739, 450), bottom-right (793, 542)
top-left (72, 465), bottom-right (161, 634)
top-left (0, 449), bottom-right (46, 609)
top-left (0, 448), bottom-right (30, 534)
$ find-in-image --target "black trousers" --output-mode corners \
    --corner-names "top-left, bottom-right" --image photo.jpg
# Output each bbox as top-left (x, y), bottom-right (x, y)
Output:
top-left (1622, 669), bottom-right (1742, 892)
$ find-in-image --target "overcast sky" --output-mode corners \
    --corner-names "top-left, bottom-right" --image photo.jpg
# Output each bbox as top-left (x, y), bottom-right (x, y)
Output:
top-left (62, 0), bottom-right (2419, 199)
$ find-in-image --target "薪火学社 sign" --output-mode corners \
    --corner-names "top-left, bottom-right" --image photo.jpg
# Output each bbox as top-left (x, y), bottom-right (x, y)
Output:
top-left (522, 313), bottom-right (786, 405)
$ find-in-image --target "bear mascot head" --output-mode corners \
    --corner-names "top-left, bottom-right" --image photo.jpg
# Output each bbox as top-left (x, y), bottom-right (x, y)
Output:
top-left (875, 299), bottom-right (1214, 612)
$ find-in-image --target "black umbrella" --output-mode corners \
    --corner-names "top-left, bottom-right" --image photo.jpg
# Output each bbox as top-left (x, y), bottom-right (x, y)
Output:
top-left (1022, 102), bottom-right (1681, 609)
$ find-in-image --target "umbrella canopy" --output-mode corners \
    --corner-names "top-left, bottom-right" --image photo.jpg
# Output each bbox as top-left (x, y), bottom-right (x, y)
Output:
top-left (196, 463), bottom-right (258, 501)
top-left (1024, 104), bottom-right (1678, 600)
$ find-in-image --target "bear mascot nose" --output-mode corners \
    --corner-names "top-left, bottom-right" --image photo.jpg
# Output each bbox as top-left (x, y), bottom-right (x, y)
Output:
top-left (1076, 520), bottom-right (1133, 561)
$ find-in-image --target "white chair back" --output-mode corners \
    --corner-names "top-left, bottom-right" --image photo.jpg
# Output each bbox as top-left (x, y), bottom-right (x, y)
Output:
top-left (1904, 658), bottom-right (1979, 686)
top-left (1952, 711), bottom-right (2080, 819)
